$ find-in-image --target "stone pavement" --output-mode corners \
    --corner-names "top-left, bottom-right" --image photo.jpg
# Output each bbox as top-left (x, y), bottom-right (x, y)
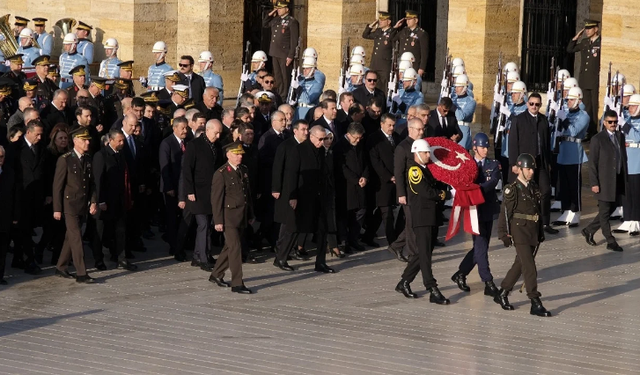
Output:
top-left (0, 191), bottom-right (639, 375)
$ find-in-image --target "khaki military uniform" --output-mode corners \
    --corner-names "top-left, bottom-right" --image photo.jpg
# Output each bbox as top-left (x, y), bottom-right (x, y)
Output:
top-left (362, 26), bottom-right (398, 92)
top-left (263, 13), bottom-right (299, 98)
top-left (393, 27), bottom-right (429, 73)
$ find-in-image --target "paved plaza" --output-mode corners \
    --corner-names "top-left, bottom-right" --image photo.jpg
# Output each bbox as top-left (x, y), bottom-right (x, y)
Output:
top-left (1, 192), bottom-right (639, 375)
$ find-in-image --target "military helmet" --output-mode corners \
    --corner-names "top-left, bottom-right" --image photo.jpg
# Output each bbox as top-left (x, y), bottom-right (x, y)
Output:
top-left (629, 94), bottom-right (640, 106)
top-left (566, 87), bottom-right (583, 100)
top-left (104, 38), bottom-right (118, 49)
top-left (473, 132), bottom-right (490, 148)
top-left (557, 69), bottom-right (570, 81)
top-left (453, 74), bottom-right (469, 87)
top-left (302, 47), bottom-right (318, 59)
top-left (301, 57), bottom-right (317, 69)
top-left (152, 41), bottom-right (167, 53)
top-left (504, 62), bottom-right (519, 74)
top-left (623, 84), bottom-right (636, 97)
top-left (400, 52), bottom-right (415, 63)
top-left (251, 51), bottom-right (268, 63)
top-left (451, 57), bottom-right (464, 68)
top-left (402, 68), bottom-right (418, 81)
top-left (349, 64), bottom-right (365, 76)
top-left (411, 139), bottom-right (431, 153)
top-left (452, 65), bottom-right (465, 78)
top-left (516, 153), bottom-right (536, 169)
top-left (398, 60), bottom-right (412, 72)
top-left (198, 51), bottom-right (213, 63)
top-left (19, 28), bottom-right (34, 38)
top-left (511, 80), bottom-right (527, 94)
top-left (63, 33), bottom-right (78, 44)
top-left (506, 71), bottom-right (520, 83)
top-left (351, 45), bottom-right (366, 58)
top-left (349, 55), bottom-right (365, 66)
top-left (563, 77), bottom-right (578, 89)
top-left (612, 72), bottom-right (625, 85)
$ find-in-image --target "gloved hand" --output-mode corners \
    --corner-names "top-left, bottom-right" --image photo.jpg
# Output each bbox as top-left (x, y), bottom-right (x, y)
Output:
top-left (388, 81), bottom-right (396, 92)
top-left (139, 76), bottom-right (147, 86)
top-left (556, 109), bottom-right (567, 121)
top-left (499, 105), bottom-right (511, 118)
top-left (290, 79), bottom-right (300, 89)
top-left (441, 78), bottom-right (448, 89)
top-left (501, 236), bottom-right (512, 247)
top-left (493, 92), bottom-right (505, 104)
top-left (240, 73), bottom-right (249, 82)
top-left (549, 100), bottom-right (560, 112)
top-left (392, 94), bottom-right (402, 105)
top-left (546, 90), bottom-right (555, 103)
top-left (288, 99), bottom-right (297, 106)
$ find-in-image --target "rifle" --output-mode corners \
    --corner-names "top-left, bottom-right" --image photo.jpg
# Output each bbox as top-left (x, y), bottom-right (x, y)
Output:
top-left (236, 40), bottom-right (251, 107)
top-left (286, 37), bottom-right (302, 104)
top-left (339, 38), bottom-right (350, 91)
top-left (386, 40), bottom-right (399, 110)
top-left (493, 53), bottom-right (508, 148)
top-left (552, 80), bottom-right (565, 153)
top-left (602, 62), bottom-right (613, 131)
top-left (490, 53), bottom-right (503, 142)
top-left (440, 49), bottom-right (452, 98)
top-left (545, 57), bottom-right (557, 123)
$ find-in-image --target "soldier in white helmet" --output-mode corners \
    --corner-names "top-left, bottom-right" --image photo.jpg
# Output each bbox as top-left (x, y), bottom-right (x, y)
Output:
top-left (392, 67), bottom-right (423, 116)
top-left (450, 74), bottom-right (476, 150)
top-left (99, 38), bottom-right (122, 79)
top-left (16, 28), bottom-right (41, 68)
top-left (292, 57), bottom-right (324, 120)
top-left (144, 41), bottom-right (173, 90)
top-left (59, 33), bottom-right (90, 89)
top-left (346, 63), bottom-right (365, 93)
top-left (614, 94), bottom-right (640, 236)
top-left (505, 71), bottom-right (520, 105)
top-left (450, 64), bottom-right (474, 97)
top-left (197, 51), bottom-right (224, 105)
top-left (241, 50), bottom-right (268, 92)
top-left (302, 47), bottom-right (325, 86)
top-left (499, 80), bottom-right (528, 176)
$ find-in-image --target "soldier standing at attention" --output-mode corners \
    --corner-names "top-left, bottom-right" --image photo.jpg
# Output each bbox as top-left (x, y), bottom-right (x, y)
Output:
top-left (263, 0), bottom-right (299, 99)
top-left (75, 21), bottom-right (95, 64)
top-left (362, 11), bottom-right (397, 92)
top-left (393, 10), bottom-right (428, 81)
top-left (143, 41), bottom-right (173, 91)
top-left (32, 18), bottom-right (53, 56)
top-left (99, 38), bottom-right (122, 79)
top-left (495, 153), bottom-right (551, 317)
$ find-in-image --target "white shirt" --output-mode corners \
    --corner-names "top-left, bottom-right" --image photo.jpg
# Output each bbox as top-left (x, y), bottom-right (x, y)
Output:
top-left (174, 134), bottom-right (184, 147)
top-left (73, 148), bottom-right (84, 159)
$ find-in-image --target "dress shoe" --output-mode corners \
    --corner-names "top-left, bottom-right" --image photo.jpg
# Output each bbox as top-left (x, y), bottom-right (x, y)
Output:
top-left (348, 241), bottom-right (365, 252)
top-left (494, 288), bottom-right (514, 310)
top-left (551, 220), bottom-right (567, 226)
top-left (209, 275), bottom-right (231, 288)
top-left (606, 243), bottom-right (623, 252)
top-left (581, 228), bottom-right (597, 246)
top-left (231, 285), bottom-right (253, 294)
top-left (395, 280), bottom-right (417, 298)
top-left (117, 261), bottom-right (138, 271)
top-left (484, 281), bottom-right (499, 297)
top-left (76, 275), bottom-right (95, 284)
top-left (191, 259), bottom-right (201, 267)
top-left (24, 263), bottom-right (42, 275)
top-left (397, 249), bottom-right (408, 262)
top-left (343, 245), bottom-right (355, 255)
top-left (142, 229), bottom-right (155, 239)
top-left (290, 250), bottom-right (309, 261)
top-left (543, 225), bottom-right (559, 234)
top-left (94, 261), bottom-right (107, 271)
top-left (530, 297), bottom-right (552, 317)
top-left (0, 279), bottom-right (7, 285)
top-left (361, 238), bottom-right (380, 247)
top-left (434, 239), bottom-right (446, 247)
top-left (314, 263), bottom-right (336, 273)
top-left (55, 268), bottom-right (75, 279)
top-left (200, 263), bottom-right (213, 272)
top-left (273, 259), bottom-right (295, 271)
top-left (427, 287), bottom-right (450, 305)
top-left (174, 252), bottom-right (187, 262)
top-left (297, 248), bottom-right (309, 257)
top-left (451, 271), bottom-right (470, 292)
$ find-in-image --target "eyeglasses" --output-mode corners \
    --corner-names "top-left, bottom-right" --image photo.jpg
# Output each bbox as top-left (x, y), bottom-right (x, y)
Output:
top-left (528, 102), bottom-right (542, 107)
top-left (263, 80), bottom-right (274, 84)
top-left (367, 79), bottom-right (378, 82)
top-left (605, 120), bottom-right (618, 124)
top-left (178, 63), bottom-right (191, 68)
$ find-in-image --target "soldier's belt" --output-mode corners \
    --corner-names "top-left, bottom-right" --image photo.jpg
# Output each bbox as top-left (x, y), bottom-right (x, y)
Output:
top-left (626, 142), bottom-right (640, 148)
top-left (150, 86), bottom-right (159, 91)
top-left (560, 136), bottom-right (582, 144)
top-left (298, 103), bottom-right (313, 108)
top-left (60, 77), bottom-right (72, 83)
top-left (512, 213), bottom-right (539, 222)
top-left (459, 121), bottom-right (471, 126)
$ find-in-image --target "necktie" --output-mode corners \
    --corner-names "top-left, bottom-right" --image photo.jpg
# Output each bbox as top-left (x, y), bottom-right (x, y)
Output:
top-left (129, 136), bottom-right (136, 158)
top-left (611, 133), bottom-right (621, 173)
top-left (329, 121), bottom-right (335, 132)
top-left (441, 116), bottom-right (447, 128)
top-left (388, 135), bottom-right (395, 147)
top-left (278, 133), bottom-right (284, 140)
top-left (180, 140), bottom-right (185, 153)
top-left (30, 145), bottom-right (36, 155)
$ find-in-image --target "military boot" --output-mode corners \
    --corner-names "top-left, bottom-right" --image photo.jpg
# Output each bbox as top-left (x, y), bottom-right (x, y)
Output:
top-left (484, 280), bottom-right (499, 297)
top-left (427, 286), bottom-right (450, 305)
top-left (451, 271), bottom-right (470, 292)
top-left (494, 288), bottom-right (514, 310)
top-left (530, 297), bottom-right (552, 317)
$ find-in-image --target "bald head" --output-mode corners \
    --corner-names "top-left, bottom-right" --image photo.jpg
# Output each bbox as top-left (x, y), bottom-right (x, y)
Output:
top-left (173, 108), bottom-right (186, 118)
top-left (309, 125), bottom-right (327, 148)
top-left (18, 96), bottom-right (33, 111)
top-left (122, 115), bottom-right (138, 135)
top-left (205, 119), bottom-right (223, 143)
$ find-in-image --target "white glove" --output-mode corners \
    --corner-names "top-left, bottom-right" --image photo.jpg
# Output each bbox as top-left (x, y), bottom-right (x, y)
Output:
top-left (441, 78), bottom-right (448, 89)
top-left (604, 96), bottom-right (614, 109)
top-left (338, 87), bottom-right (346, 95)
top-left (392, 94), bottom-right (402, 105)
top-left (493, 92), bottom-right (505, 104)
top-left (499, 105), bottom-right (511, 118)
top-left (288, 99), bottom-right (297, 106)
top-left (388, 81), bottom-right (396, 92)
top-left (139, 76), bottom-right (147, 85)
top-left (618, 116), bottom-right (626, 127)
top-left (549, 100), bottom-right (560, 112)
top-left (240, 73), bottom-right (249, 82)
top-left (546, 90), bottom-right (554, 102)
top-left (3, 61), bottom-right (9, 67)
top-left (556, 109), bottom-right (567, 121)
top-left (290, 79), bottom-right (300, 89)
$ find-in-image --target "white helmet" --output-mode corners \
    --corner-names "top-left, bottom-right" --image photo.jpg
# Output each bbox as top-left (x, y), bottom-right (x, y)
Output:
top-left (63, 33), bottom-right (78, 44)
top-left (566, 87), bottom-right (583, 100)
top-left (563, 77), bottom-right (579, 89)
top-left (198, 51), bottom-right (213, 63)
top-left (302, 47), bottom-right (318, 59)
top-left (104, 38), bottom-right (119, 49)
top-left (251, 50), bottom-right (268, 63)
top-left (402, 68), bottom-right (418, 81)
top-left (504, 62), bottom-right (519, 74)
top-left (452, 65), bottom-right (465, 78)
top-left (629, 94), bottom-right (640, 106)
top-left (506, 71), bottom-right (520, 83)
top-left (454, 74), bottom-right (469, 87)
top-left (349, 64), bottom-right (365, 76)
top-left (19, 28), bottom-right (34, 38)
top-left (612, 73), bottom-right (625, 85)
top-left (411, 139), bottom-right (431, 153)
top-left (511, 80), bottom-right (527, 94)
top-left (452, 57), bottom-right (464, 68)
top-left (398, 60), bottom-right (413, 72)
top-left (152, 41), bottom-right (167, 53)
top-left (400, 52), bottom-right (415, 63)
top-left (557, 69), bottom-right (570, 81)
top-left (623, 84), bottom-right (636, 97)
top-left (351, 45), bottom-right (366, 57)
top-left (301, 57), bottom-right (317, 68)
top-left (349, 55), bottom-right (365, 66)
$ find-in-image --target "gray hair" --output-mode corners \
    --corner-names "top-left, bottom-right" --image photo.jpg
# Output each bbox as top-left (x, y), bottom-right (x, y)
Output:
top-left (185, 108), bottom-right (200, 122)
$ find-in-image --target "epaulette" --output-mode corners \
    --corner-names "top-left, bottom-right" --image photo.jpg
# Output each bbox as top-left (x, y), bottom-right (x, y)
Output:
top-left (503, 182), bottom-right (517, 200)
top-left (217, 166), bottom-right (226, 173)
top-left (61, 151), bottom-right (72, 158)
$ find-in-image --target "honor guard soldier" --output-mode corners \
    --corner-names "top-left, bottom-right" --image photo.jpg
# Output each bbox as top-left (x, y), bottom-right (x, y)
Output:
top-left (13, 16), bottom-right (29, 43)
top-left (32, 18), bottom-right (52, 55)
top-left (450, 64), bottom-right (474, 97)
top-left (302, 48), bottom-right (325, 87)
top-left (395, 139), bottom-right (451, 304)
top-left (553, 87), bottom-right (589, 227)
top-left (198, 51), bottom-right (224, 103)
top-left (53, 128), bottom-right (98, 284)
top-left (241, 51), bottom-right (268, 92)
top-left (393, 10), bottom-right (428, 79)
top-left (495, 153), bottom-right (551, 317)
top-left (451, 133), bottom-right (501, 297)
top-left (362, 11), bottom-right (398, 92)
top-left (499, 80), bottom-right (528, 169)
top-left (17, 28), bottom-right (41, 67)
top-left (391, 67), bottom-right (423, 115)
top-left (59, 33), bottom-right (90, 89)
top-left (75, 21), bottom-right (94, 64)
top-left (398, 52), bottom-right (422, 91)
top-left (292, 57), bottom-right (324, 120)
top-left (2, 54), bottom-right (27, 99)
top-left (615, 94), bottom-right (640, 236)
top-left (32, 55), bottom-right (56, 100)
top-left (450, 74), bottom-right (476, 150)
top-left (346, 63), bottom-right (365, 93)
top-left (143, 41), bottom-right (173, 91)
top-left (263, 0), bottom-right (300, 98)
top-left (99, 38), bottom-right (122, 79)
top-left (209, 141), bottom-right (255, 294)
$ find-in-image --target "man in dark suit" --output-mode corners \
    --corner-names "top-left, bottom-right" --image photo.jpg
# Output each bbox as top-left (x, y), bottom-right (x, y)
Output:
top-left (336, 92), bottom-right (354, 138)
top-left (353, 71), bottom-right (386, 110)
top-left (178, 55), bottom-right (206, 104)
top-left (507, 92), bottom-right (557, 235)
top-left (364, 113), bottom-right (402, 249)
top-left (53, 128), bottom-right (98, 283)
top-left (361, 97), bottom-right (384, 136)
top-left (427, 97), bottom-right (462, 140)
top-left (195, 87), bottom-right (223, 121)
top-left (582, 110), bottom-right (628, 252)
top-left (253, 92), bottom-right (275, 140)
top-left (93, 129), bottom-right (137, 271)
top-left (159, 116), bottom-right (188, 260)
top-left (312, 98), bottom-right (339, 135)
top-left (0, 145), bottom-right (18, 284)
top-left (42, 89), bottom-right (72, 128)
top-left (182, 119), bottom-right (223, 270)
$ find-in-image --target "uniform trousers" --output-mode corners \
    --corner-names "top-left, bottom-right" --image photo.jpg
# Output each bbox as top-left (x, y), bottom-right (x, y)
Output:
top-left (623, 174), bottom-right (640, 221)
top-left (458, 220), bottom-right (494, 282)
top-left (95, 214), bottom-right (127, 263)
top-left (211, 225), bottom-right (244, 287)
top-left (272, 57), bottom-right (293, 99)
top-left (501, 243), bottom-right (541, 299)
top-left (57, 214), bottom-right (88, 277)
top-left (390, 205), bottom-right (417, 256)
top-left (585, 201), bottom-right (619, 245)
top-left (582, 88), bottom-right (599, 137)
top-left (375, 69), bottom-right (391, 95)
top-left (401, 225), bottom-right (437, 288)
top-left (558, 164), bottom-right (582, 212)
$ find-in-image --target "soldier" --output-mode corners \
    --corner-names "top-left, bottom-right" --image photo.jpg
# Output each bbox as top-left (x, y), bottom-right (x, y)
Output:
top-left (615, 94), bottom-right (640, 236)
top-left (143, 41), bottom-right (173, 91)
top-left (209, 141), bottom-right (255, 294)
top-left (66, 65), bottom-right (88, 107)
top-left (87, 76), bottom-right (108, 129)
top-left (451, 133), bottom-right (501, 297)
top-left (13, 16), bottom-right (29, 43)
top-left (393, 10), bottom-right (428, 80)
top-left (2, 54), bottom-right (27, 99)
top-left (52, 128), bottom-right (98, 283)
top-left (302, 48), bottom-right (325, 87)
top-left (168, 84), bottom-right (189, 114)
top-left (0, 82), bottom-right (15, 130)
top-left (552, 87), bottom-right (589, 227)
top-left (567, 19), bottom-right (601, 138)
top-left (499, 80), bottom-right (528, 181)
top-left (394, 139), bottom-right (451, 304)
top-left (292, 57), bottom-right (324, 120)
top-left (263, 0), bottom-right (299, 98)
top-left (32, 18), bottom-right (52, 56)
top-left (450, 74), bottom-right (476, 150)
top-left (345, 63), bottom-right (365, 93)
top-left (450, 64), bottom-right (474, 97)
top-left (59, 33), bottom-right (90, 89)
top-left (198, 51), bottom-right (224, 104)
top-left (362, 11), bottom-right (397, 92)
top-left (398, 52), bottom-right (422, 91)
top-left (75, 21), bottom-right (94, 64)
top-left (16, 28), bottom-right (41, 67)
top-left (32, 55), bottom-right (56, 100)
top-left (157, 70), bottom-right (181, 101)
top-left (98, 38), bottom-right (122, 79)
top-left (391, 67), bottom-right (423, 115)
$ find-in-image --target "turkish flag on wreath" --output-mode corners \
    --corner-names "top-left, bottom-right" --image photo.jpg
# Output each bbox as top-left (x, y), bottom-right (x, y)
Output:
top-left (425, 137), bottom-right (485, 241)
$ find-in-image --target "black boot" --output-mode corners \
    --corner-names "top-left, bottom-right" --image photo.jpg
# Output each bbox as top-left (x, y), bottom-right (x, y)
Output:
top-left (494, 288), bottom-right (514, 310)
top-left (530, 297), bottom-right (552, 317)
top-left (484, 280), bottom-right (499, 297)
top-left (427, 286), bottom-right (450, 305)
top-left (451, 271), bottom-right (470, 292)
top-left (395, 279), bottom-right (417, 298)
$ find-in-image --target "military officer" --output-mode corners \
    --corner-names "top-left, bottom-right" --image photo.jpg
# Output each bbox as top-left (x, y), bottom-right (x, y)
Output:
top-left (0, 83), bottom-right (14, 128)
top-left (495, 153), bottom-right (551, 317)
top-left (393, 10), bottom-right (428, 80)
top-left (53, 128), bottom-right (98, 284)
top-left (362, 11), bottom-right (398, 92)
top-left (198, 51), bottom-right (224, 104)
top-left (293, 57), bottom-right (324, 120)
top-left (59, 33), bottom-right (90, 89)
top-left (395, 139), bottom-right (451, 304)
top-left (263, 0), bottom-right (299, 98)
top-left (567, 19), bottom-right (601, 138)
top-left (392, 67), bottom-right (423, 115)
top-left (2, 54), bottom-right (27, 99)
top-left (615, 94), bottom-right (640, 236)
top-left (209, 141), bottom-right (255, 294)
top-left (16, 28), bottom-right (41, 67)
top-left (450, 74), bottom-right (476, 150)
top-left (552, 87), bottom-right (589, 227)
top-left (13, 16), bottom-right (29, 42)
top-left (98, 38), bottom-right (122, 79)
top-left (116, 61), bottom-right (136, 97)
top-left (88, 76), bottom-right (108, 128)
top-left (157, 70), bottom-right (181, 101)
top-left (75, 21), bottom-right (94, 64)
top-left (31, 55), bottom-right (56, 100)
top-left (451, 133), bottom-right (501, 297)
top-left (32, 18), bottom-right (52, 56)
top-left (66, 65), bottom-right (88, 107)
top-left (144, 41), bottom-right (173, 90)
